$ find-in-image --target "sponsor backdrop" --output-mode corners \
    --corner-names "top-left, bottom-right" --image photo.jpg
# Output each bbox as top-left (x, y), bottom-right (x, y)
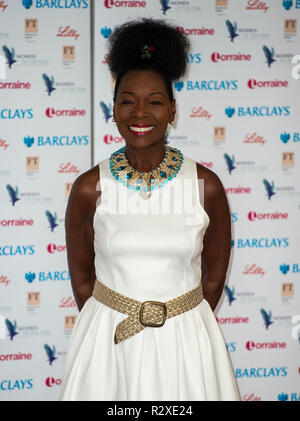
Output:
top-left (1, 0), bottom-right (299, 402)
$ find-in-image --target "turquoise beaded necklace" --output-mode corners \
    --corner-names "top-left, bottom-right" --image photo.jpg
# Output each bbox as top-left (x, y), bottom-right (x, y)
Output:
top-left (109, 145), bottom-right (184, 199)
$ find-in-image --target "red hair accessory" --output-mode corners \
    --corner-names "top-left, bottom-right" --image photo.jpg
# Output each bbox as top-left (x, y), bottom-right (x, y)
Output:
top-left (141, 44), bottom-right (155, 59)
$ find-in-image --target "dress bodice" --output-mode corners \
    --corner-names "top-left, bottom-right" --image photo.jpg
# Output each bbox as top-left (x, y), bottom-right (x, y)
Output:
top-left (93, 153), bottom-right (210, 302)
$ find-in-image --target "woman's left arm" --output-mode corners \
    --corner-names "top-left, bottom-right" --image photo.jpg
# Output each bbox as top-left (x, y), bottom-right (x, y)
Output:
top-left (197, 163), bottom-right (231, 311)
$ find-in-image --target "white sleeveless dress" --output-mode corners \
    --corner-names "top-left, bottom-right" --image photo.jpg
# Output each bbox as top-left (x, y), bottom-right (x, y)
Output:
top-left (59, 153), bottom-right (240, 401)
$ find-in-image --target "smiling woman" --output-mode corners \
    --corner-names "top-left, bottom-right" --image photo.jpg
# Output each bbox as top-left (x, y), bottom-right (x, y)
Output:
top-left (59, 17), bottom-right (240, 401)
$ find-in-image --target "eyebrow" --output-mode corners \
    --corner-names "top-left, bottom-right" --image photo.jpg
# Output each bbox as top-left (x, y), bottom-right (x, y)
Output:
top-left (119, 91), bottom-right (166, 97)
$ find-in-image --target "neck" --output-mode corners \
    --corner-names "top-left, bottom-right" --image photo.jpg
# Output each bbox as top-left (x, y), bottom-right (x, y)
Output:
top-left (125, 143), bottom-right (166, 172)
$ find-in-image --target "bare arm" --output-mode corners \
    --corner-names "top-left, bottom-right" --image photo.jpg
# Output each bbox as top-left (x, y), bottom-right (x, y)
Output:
top-left (64, 166), bottom-right (101, 311)
top-left (197, 163), bottom-right (231, 311)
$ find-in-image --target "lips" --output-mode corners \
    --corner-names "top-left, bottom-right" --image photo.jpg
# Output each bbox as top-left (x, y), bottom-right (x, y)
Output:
top-left (129, 125), bottom-right (154, 136)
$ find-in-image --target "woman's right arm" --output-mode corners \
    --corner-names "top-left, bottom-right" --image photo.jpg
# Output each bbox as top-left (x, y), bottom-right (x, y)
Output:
top-left (64, 166), bottom-right (101, 311)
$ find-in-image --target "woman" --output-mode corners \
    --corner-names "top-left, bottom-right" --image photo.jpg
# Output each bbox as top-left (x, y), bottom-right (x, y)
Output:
top-left (59, 18), bottom-right (240, 401)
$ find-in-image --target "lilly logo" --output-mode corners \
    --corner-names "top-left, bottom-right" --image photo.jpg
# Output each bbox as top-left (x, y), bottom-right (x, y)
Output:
top-left (45, 211), bottom-right (59, 232)
top-left (6, 184), bottom-right (20, 206)
top-left (25, 272), bottom-right (36, 283)
top-left (225, 106), bottom-right (235, 117)
top-left (160, 0), bottom-right (171, 14)
top-left (99, 101), bottom-right (112, 123)
top-left (5, 319), bottom-right (18, 340)
top-left (282, 0), bottom-right (292, 10)
top-left (262, 45), bottom-right (276, 68)
top-left (224, 153), bottom-right (236, 174)
top-left (280, 263), bottom-right (290, 274)
top-left (24, 136), bottom-right (34, 147)
top-left (260, 308), bottom-right (273, 329)
top-left (42, 73), bottom-right (55, 96)
top-left (100, 26), bottom-right (112, 39)
top-left (225, 285), bottom-right (236, 305)
top-left (174, 81), bottom-right (184, 92)
top-left (280, 132), bottom-right (290, 143)
top-left (2, 46), bottom-right (17, 69)
top-left (263, 179), bottom-right (276, 200)
top-left (225, 20), bottom-right (239, 42)
top-left (22, 0), bottom-right (33, 9)
top-left (44, 344), bottom-right (57, 366)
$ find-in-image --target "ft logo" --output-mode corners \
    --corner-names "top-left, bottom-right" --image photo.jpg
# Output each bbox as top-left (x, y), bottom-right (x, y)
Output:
top-left (0, 54), bottom-right (5, 79)
top-left (291, 55), bottom-right (300, 79)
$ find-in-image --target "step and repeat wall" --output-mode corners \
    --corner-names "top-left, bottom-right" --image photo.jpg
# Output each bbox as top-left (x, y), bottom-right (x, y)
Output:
top-left (93, 0), bottom-right (300, 402)
top-left (0, 0), bottom-right (299, 402)
top-left (0, 0), bottom-right (91, 400)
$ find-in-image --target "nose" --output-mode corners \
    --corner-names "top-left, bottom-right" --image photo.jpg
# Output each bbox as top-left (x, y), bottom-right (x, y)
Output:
top-left (132, 100), bottom-right (149, 119)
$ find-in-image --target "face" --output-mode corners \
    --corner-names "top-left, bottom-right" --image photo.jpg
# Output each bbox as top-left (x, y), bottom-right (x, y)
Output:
top-left (113, 70), bottom-right (176, 149)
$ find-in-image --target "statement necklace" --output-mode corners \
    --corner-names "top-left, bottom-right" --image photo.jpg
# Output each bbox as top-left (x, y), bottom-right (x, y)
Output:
top-left (109, 145), bottom-right (184, 200)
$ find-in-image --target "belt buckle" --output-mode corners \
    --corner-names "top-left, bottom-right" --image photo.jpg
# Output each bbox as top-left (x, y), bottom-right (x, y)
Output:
top-left (139, 301), bottom-right (167, 328)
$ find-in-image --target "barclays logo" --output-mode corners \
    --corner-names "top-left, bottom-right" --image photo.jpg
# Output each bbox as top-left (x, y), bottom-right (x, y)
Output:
top-left (187, 53), bottom-right (202, 64)
top-left (174, 81), bottom-right (184, 92)
top-left (185, 80), bottom-right (238, 91)
top-left (100, 26), bottom-right (112, 39)
top-left (279, 263), bottom-right (300, 274)
top-left (25, 271), bottom-right (70, 282)
top-left (0, 108), bottom-right (33, 119)
top-left (99, 101), bottom-right (113, 123)
top-left (225, 106), bottom-right (290, 118)
top-left (282, 0), bottom-right (300, 10)
top-left (226, 342), bottom-right (237, 352)
top-left (0, 245), bottom-right (35, 256)
top-left (237, 238), bottom-right (289, 248)
top-left (280, 132), bottom-right (300, 143)
top-left (236, 367), bottom-right (287, 378)
top-left (278, 392), bottom-right (300, 401)
top-left (24, 135), bottom-right (89, 146)
top-left (23, 0), bottom-right (89, 9)
top-left (0, 379), bottom-right (33, 391)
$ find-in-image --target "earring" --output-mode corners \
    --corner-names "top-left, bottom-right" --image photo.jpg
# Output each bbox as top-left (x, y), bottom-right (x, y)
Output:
top-left (170, 121), bottom-right (174, 125)
top-left (112, 117), bottom-right (115, 123)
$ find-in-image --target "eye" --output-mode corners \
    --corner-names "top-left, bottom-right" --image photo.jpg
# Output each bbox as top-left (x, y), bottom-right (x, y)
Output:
top-left (120, 99), bottom-right (133, 105)
top-left (150, 100), bottom-right (163, 105)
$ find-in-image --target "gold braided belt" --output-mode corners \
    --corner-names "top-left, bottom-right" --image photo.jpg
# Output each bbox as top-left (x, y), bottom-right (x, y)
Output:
top-left (92, 278), bottom-right (204, 344)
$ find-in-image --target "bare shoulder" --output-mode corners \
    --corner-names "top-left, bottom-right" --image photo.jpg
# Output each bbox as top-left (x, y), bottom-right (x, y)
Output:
top-left (67, 163), bottom-right (101, 220)
top-left (196, 162), bottom-right (225, 199)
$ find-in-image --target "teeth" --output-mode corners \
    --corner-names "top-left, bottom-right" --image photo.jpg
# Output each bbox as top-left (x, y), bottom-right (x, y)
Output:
top-left (129, 126), bottom-right (154, 133)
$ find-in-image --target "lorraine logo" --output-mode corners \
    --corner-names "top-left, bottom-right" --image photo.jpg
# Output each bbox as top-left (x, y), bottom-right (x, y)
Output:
top-left (45, 210), bottom-right (59, 232)
top-left (174, 81), bottom-right (184, 92)
top-left (160, 0), bottom-right (171, 15)
top-left (24, 136), bottom-right (34, 147)
top-left (225, 106), bottom-right (235, 118)
top-left (100, 26), bottom-right (112, 39)
top-left (99, 101), bottom-right (113, 123)
top-left (280, 263), bottom-right (290, 274)
top-left (225, 20), bottom-right (239, 42)
top-left (25, 272), bottom-right (36, 283)
top-left (224, 153), bottom-right (236, 174)
top-left (42, 73), bottom-right (56, 96)
top-left (44, 344), bottom-right (57, 366)
top-left (6, 184), bottom-right (20, 206)
top-left (260, 308), bottom-right (273, 329)
top-left (225, 285), bottom-right (236, 305)
top-left (262, 45), bottom-right (276, 68)
top-left (22, 0), bottom-right (33, 9)
top-left (5, 319), bottom-right (18, 340)
top-left (263, 179), bottom-right (276, 200)
top-left (2, 46), bottom-right (17, 69)
top-left (280, 132), bottom-right (290, 143)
